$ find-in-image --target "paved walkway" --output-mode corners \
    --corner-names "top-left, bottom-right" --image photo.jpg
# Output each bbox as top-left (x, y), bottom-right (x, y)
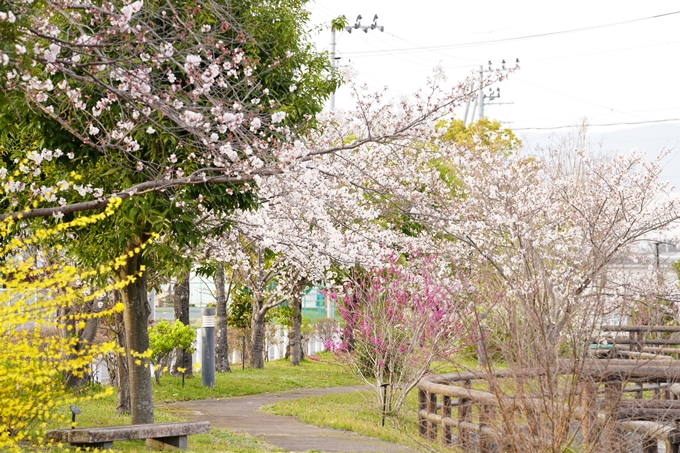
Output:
top-left (164, 386), bottom-right (413, 452)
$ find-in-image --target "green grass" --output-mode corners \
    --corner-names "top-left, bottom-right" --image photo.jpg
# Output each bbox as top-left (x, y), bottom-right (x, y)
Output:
top-left (43, 391), bottom-right (282, 453)
top-left (43, 355), bottom-right (494, 452)
top-left (39, 355), bottom-right (359, 452)
top-left (264, 390), bottom-right (436, 452)
top-left (153, 355), bottom-right (361, 403)
top-left (261, 356), bottom-right (494, 452)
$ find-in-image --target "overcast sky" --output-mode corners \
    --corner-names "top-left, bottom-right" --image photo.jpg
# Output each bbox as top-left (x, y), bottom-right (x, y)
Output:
top-left (308, 0), bottom-right (679, 129)
top-left (306, 0), bottom-right (680, 187)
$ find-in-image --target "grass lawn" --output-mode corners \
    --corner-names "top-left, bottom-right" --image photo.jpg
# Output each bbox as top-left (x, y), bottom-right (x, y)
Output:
top-left (264, 390), bottom-right (437, 452)
top-left (42, 355), bottom-right (489, 452)
top-left (43, 391), bottom-right (281, 453)
top-left (41, 356), bottom-right (359, 452)
top-left (262, 355), bottom-right (486, 452)
top-left (153, 354), bottom-right (361, 402)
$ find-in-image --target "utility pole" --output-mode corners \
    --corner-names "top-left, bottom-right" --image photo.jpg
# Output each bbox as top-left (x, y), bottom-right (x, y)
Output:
top-left (476, 65), bottom-right (486, 120)
top-left (330, 28), bottom-right (338, 111)
top-left (464, 59), bottom-right (517, 125)
top-left (462, 81), bottom-right (475, 127)
top-left (476, 62), bottom-right (500, 121)
top-left (329, 15), bottom-right (384, 111)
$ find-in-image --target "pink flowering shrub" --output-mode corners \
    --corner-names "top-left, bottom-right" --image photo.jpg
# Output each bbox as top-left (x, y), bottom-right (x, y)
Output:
top-left (326, 251), bottom-right (475, 413)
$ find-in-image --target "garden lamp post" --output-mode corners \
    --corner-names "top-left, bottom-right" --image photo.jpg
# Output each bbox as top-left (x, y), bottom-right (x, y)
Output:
top-left (201, 308), bottom-right (215, 387)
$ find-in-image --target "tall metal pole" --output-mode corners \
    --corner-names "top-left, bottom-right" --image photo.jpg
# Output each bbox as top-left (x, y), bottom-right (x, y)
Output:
top-left (201, 308), bottom-right (215, 387)
top-left (463, 81), bottom-right (476, 126)
top-left (477, 65), bottom-right (485, 120)
top-left (330, 28), bottom-right (336, 111)
top-left (241, 335), bottom-right (245, 371)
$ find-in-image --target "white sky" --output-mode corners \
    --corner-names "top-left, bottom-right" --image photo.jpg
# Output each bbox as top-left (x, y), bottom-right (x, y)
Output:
top-left (307, 0), bottom-right (680, 134)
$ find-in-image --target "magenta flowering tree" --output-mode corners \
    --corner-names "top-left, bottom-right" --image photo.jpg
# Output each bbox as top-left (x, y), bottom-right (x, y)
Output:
top-left (327, 251), bottom-right (474, 413)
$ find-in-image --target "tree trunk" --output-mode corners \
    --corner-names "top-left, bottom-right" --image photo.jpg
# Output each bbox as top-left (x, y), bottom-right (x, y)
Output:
top-left (65, 296), bottom-right (105, 387)
top-left (290, 288), bottom-right (303, 366)
top-left (249, 248), bottom-right (266, 369)
top-left (250, 308), bottom-right (265, 369)
top-left (116, 352), bottom-right (131, 415)
top-left (115, 304), bottom-right (130, 415)
top-left (215, 264), bottom-right (231, 372)
top-left (119, 248), bottom-right (154, 424)
top-left (172, 271), bottom-right (193, 376)
top-left (59, 306), bottom-right (76, 340)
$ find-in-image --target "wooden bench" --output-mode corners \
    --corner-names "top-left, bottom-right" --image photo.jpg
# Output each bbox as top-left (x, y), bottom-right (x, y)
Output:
top-left (47, 421), bottom-right (210, 450)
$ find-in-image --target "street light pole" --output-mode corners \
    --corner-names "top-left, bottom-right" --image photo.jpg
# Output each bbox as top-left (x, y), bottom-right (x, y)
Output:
top-left (329, 14), bottom-right (384, 111)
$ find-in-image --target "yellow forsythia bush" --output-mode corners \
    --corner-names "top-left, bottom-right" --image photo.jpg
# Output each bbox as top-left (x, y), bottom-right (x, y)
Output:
top-left (0, 198), bottom-right (147, 451)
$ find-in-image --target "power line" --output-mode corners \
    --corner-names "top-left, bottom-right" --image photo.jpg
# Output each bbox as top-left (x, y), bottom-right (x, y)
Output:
top-left (369, 33), bottom-right (445, 67)
top-left (527, 39), bottom-right (680, 63)
top-left (383, 31), bottom-right (480, 63)
top-left (514, 119), bottom-right (680, 131)
top-left (341, 10), bottom-right (680, 56)
top-left (512, 77), bottom-right (652, 124)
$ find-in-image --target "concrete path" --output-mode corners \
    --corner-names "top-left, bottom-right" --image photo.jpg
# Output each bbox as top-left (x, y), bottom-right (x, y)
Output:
top-left (164, 386), bottom-right (413, 453)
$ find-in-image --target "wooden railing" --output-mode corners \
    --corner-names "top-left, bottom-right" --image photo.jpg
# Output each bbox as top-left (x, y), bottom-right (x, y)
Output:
top-left (417, 359), bottom-right (680, 453)
top-left (597, 325), bottom-right (680, 359)
top-left (417, 369), bottom-right (521, 452)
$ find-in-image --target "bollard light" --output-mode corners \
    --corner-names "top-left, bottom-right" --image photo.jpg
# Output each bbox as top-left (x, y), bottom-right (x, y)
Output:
top-left (70, 405), bottom-right (81, 428)
top-left (380, 383), bottom-right (389, 427)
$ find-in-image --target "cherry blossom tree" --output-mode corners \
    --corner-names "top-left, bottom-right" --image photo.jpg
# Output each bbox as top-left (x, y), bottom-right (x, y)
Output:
top-left (205, 231), bottom-right (303, 368)
top-left (0, 0), bottom-right (342, 424)
top-left (180, 69), bottom-right (511, 370)
top-left (438, 146), bottom-right (679, 350)
top-left (1, 0), bottom-right (515, 422)
top-left (424, 144), bottom-right (680, 452)
top-left (221, 101), bottom-right (680, 442)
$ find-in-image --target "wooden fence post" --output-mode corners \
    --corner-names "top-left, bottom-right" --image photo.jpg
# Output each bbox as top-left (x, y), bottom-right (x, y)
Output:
top-left (458, 379), bottom-right (472, 452)
top-left (634, 330), bottom-right (643, 352)
top-left (670, 423), bottom-right (680, 453)
top-left (442, 395), bottom-right (452, 446)
top-left (643, 436), bottom-right (658, 453)
top-left (604, 382), bottom-right (623, 453)
top-left (582, 380), bottom-right (600, 447)
top-left (479, 400), bottom-right (494, 453)
top-left (418, 389), bottom-right (427, 439)
top-left (640, 391), bottom-right (659, 453)
top-left (427, 391), bottom-right (438, 441)
top-left (484, 380), bottom-right (500, 452)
